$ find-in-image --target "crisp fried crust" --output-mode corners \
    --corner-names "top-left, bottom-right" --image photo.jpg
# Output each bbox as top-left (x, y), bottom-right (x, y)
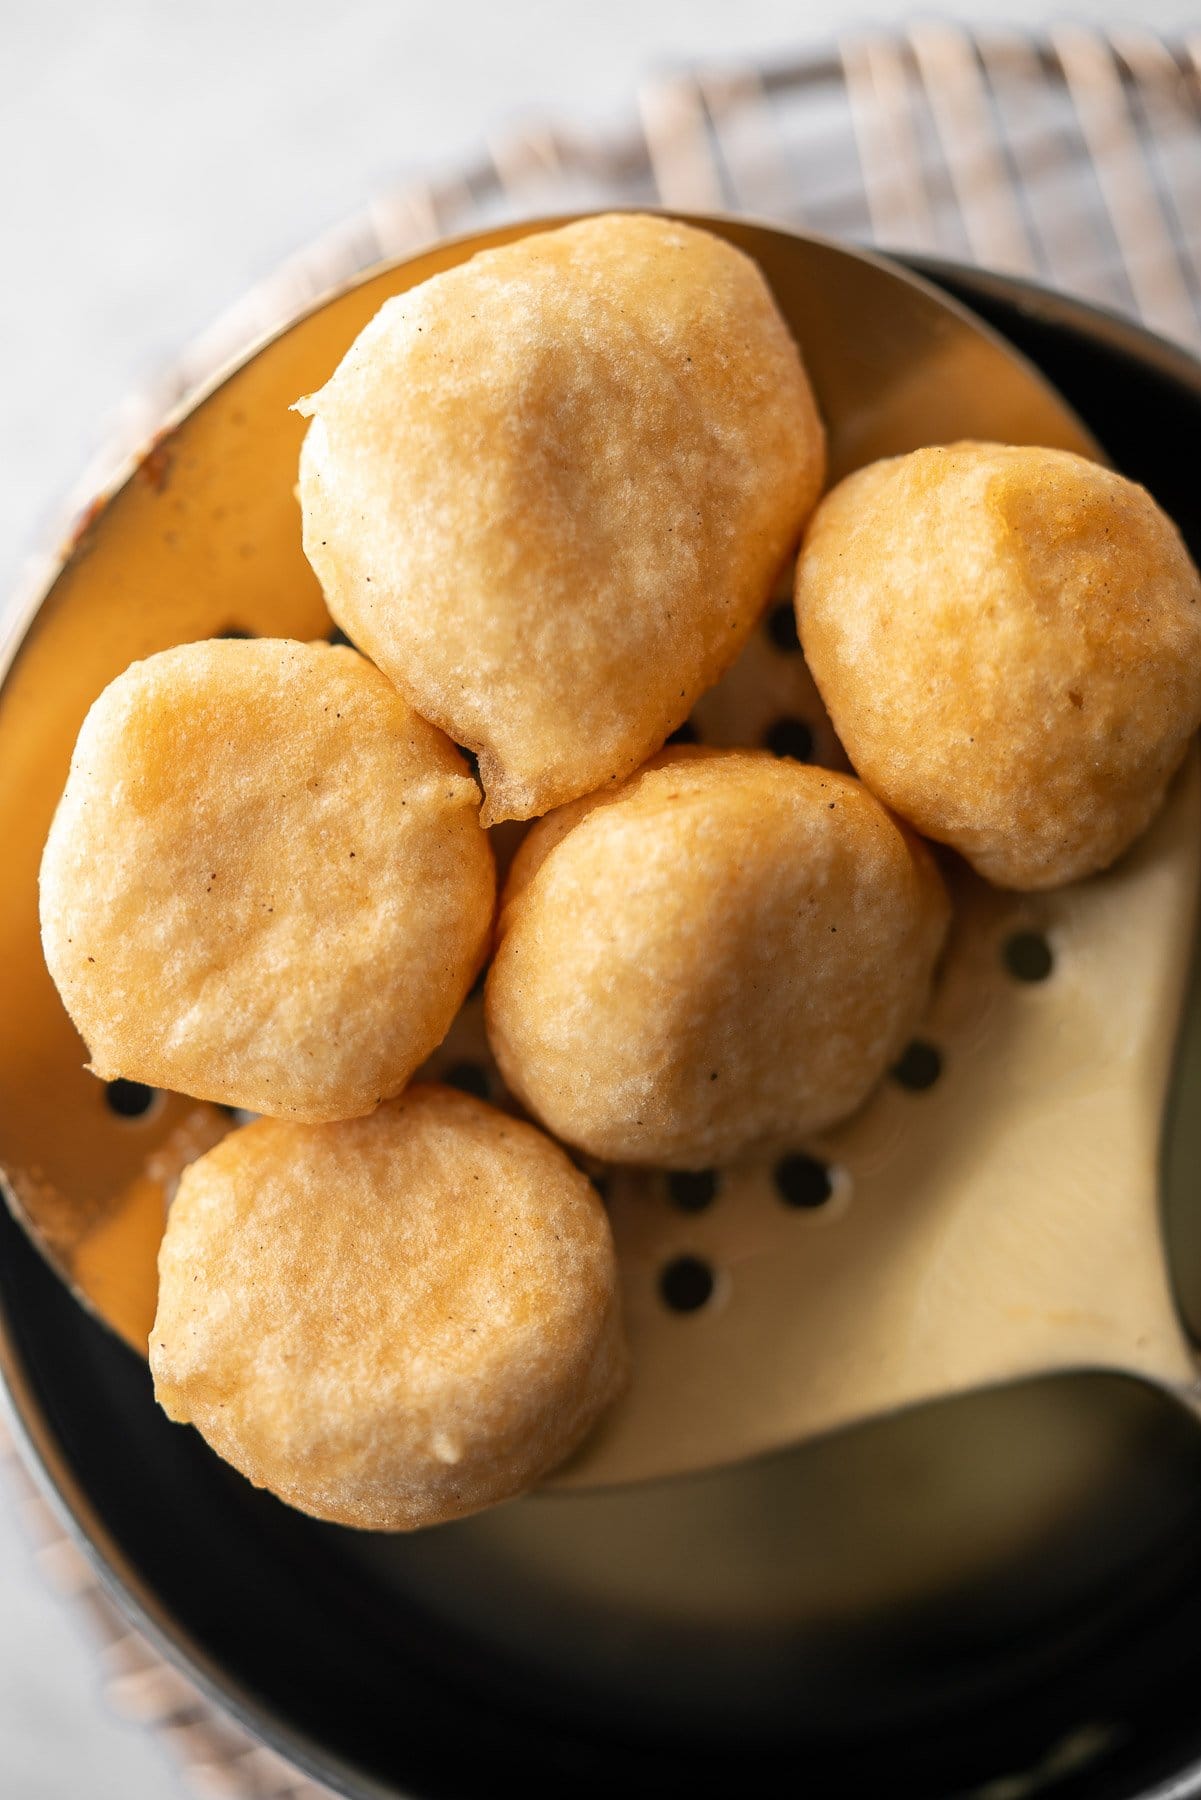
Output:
top-left (486, 749), bottom-right (949, 1167)
top-left (40, 639), bottom-right (495, 1119)
top-left (796, 442), bottom-right (1201, 889)
top-left (150, 1087), bottom-right (628, 1530)
top-left (297, 213), bottom-right (826, 822)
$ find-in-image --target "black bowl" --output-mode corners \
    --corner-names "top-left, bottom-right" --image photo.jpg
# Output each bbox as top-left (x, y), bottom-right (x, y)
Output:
top-left (4, 260), bottom-right (1201, 1800)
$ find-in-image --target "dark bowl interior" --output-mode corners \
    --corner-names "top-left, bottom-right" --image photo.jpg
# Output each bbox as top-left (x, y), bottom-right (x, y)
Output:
top-left (4, 258), bottom-right (1201, 1800)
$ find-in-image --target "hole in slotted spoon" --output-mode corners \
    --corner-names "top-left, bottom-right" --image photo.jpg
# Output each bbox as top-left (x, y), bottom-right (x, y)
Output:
top-left (774, 1153), bottom-right (833, 1209)
top-left (764, 717), bottom-right (814, 762)
top-left (104, 1079), bottom-right (158, 1119)
top-left (667, 1169), bottom-right (719, 1213)
top-left (892, 1041), bottom-right (944, 1092)
top-left (443, 1061), bottom-right (490, 1101)
top-left (1003, 930), bottom-right (1054, 983)
top-left (660, 1255), bottom-right (716, 1313)
top-left (766, 600), bottom-right (801, 653)
top-left (666, 718), bottom-right (700, 746)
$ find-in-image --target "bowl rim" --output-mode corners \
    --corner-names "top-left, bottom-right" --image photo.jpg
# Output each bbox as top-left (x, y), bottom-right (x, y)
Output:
top-left (5, 223), bottom-right (1201, 1800)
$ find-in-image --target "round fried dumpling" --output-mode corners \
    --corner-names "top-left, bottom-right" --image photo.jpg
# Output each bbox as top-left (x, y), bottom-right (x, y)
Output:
top-left (796, 443), bottom-right (1201, 890)
top-left (485, 751), bottom-right (949, 1168)
top-left (150, 1087), bottom-right (628, 1530)
top-left (40, 639), bottom-right (494, 1120)
top-left (297, 213), bottom-right (826, 824)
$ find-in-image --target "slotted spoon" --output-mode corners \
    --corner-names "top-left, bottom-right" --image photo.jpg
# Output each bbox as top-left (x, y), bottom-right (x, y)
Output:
top-left (1, 215), bottom-right (1196, 1496)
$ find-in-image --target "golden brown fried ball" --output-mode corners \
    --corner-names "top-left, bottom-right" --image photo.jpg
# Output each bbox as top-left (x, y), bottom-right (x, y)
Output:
top-left (296, 213), bottom-right (826, 824)
top-left (485, 750), bottom-right (949, 1168)
top-left (40, 639), bottom-right (494, 1120)
top-left (796, 442), bottom-right (1201, 889)
top-left (150, 1087), bottom-right (627, 1530)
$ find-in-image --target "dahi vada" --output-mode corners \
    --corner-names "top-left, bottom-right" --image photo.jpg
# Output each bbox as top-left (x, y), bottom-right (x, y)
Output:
top-left (485, 750), bottom-right (949, 1168)
top-left (40, 639), bottom-right (494, 1120)
top-left (796, 442), bottom-right (1201, 889)
top-left (150, 1087), bottom-right (628, 1529)
top-left (296, 212), bottom-right (826, 823)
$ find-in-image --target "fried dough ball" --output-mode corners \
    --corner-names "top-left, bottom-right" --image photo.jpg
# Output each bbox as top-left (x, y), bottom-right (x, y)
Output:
top-left (150, 1087), bottom-right (628, 1530)
top-left (40, 639), bottom-right (494, 1120)
top-left (297, 213), bottom-right (826, 824)
top-left (485, 750), bottom-right (949, 1168)
top-left (796, 443), bottom-right (1201, 889)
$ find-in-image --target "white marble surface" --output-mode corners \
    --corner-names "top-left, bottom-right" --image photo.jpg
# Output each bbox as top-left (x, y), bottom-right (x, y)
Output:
top-left (3, 2), bottom-right (1200, 1795)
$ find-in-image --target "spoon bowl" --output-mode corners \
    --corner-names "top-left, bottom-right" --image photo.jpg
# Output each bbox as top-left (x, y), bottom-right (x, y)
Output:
top-left (3, 216), bottom-right (1196, 1497)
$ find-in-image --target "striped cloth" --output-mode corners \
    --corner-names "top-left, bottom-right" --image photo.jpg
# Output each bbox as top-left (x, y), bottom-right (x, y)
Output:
top-left (3, 26), bottom-right (1200, 1799)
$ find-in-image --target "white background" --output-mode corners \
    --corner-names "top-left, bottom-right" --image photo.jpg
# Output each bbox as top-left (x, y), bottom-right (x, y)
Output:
top-left (3, 2), bottom-right (1199, 1795)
